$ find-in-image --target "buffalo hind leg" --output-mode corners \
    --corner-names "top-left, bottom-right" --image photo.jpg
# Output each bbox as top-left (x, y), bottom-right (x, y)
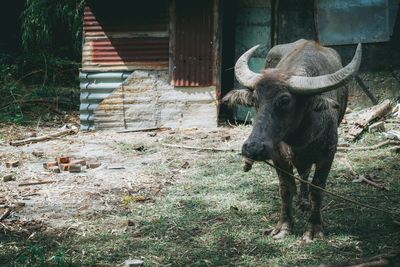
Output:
top-left (270, 143), bottom-right (296, 239)
top-left (302, 156), bottom-right (333, 242)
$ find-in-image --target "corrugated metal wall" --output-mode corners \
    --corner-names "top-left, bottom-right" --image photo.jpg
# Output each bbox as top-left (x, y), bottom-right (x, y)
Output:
top-left (172, 0), bottom-right (214, 87)
top-left (82, 1), bottom-right (169, 72)
top-left (79, 72), bottom-right (131, 130)
top-left (233, 0), bottom-right (271, 121)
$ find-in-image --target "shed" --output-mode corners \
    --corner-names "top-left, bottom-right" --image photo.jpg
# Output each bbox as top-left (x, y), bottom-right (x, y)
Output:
top-left (80, 0), bottom-right (400, 130)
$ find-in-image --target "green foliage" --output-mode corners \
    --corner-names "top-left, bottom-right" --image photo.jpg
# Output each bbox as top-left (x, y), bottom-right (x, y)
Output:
top-left (22, 0), bottom-right (84, 58)
top-left (0, 0), bottom-right (84, 124)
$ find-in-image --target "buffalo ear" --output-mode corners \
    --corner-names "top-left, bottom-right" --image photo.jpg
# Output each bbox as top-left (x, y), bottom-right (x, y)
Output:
top-left (222, 89), bottom-right (254, 107)
top-left (308, 95), bottom-right (339, 112)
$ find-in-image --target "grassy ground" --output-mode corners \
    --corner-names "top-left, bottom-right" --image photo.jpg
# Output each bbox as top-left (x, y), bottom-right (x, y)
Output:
top-left (1, 129), bottom-right (400, 266)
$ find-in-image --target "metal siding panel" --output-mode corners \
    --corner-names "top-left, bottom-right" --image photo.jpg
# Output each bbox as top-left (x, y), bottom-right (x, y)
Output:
top-left (234, 0), bottom-right (271, 122)
top-left (82, 1), bottom-right (169, 72)
top-left (317, 0), bottom-right (391, 45)
top-left (79, 71), bottom-right (131, 130)
top-left (173, 0), bottom-right (214, 87)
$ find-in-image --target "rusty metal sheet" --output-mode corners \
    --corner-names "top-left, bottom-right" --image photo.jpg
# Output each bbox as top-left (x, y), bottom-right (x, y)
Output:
top-left (317, 0), bottom-right (392, 45)
top-left (83, 1), bottom-right (169, 72)
top-left (90, 38), bottom-right (169, 63)
top-left (172, 0), bottom-right (214, 87)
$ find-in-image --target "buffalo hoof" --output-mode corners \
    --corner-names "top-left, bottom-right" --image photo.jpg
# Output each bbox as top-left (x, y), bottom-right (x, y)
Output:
top-left (270, 222), bottom-right (292, 240)
top-left (302, 224), bottom-right (324, 242)
top-left (297, 198), bottom-right (311, 212)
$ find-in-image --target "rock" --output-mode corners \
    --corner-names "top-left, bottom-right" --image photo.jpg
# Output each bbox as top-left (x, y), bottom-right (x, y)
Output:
top-left (87, 162), bottom-right (101, 169)
top-left (32, 151), bottom-right (44, 157)
top-left (368, 121), bottom-right (385, 133)
top-left (3, 174), bottom-right (16, 182)
top-left (181, 161), bottom-right (190, 169)
top-left (69, 164), bottom-right (82, 173)
top-left (48, 166), bottom-right (61, 173)
top-left (6, 161), bottom-right (20, 168)
top-left (124, 259), bottom-right (144, 267)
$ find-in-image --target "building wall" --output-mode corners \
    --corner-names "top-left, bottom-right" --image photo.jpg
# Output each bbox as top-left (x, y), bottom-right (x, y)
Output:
top-left (93, 70), bottom-right (218, 129)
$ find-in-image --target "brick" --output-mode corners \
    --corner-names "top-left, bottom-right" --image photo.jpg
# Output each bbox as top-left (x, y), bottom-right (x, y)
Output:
top-left (59, 163), bottom-right (70, 171)
top-left (57, 156), bottom-right (70, 165)
top-left (69, 164), bottom-right (81, 173)
top-left (6, 161), bottom-right (20, 168)
top-left (48, 166), bottom-right (61, 173)
top-left (87, 162), bottom-right (101, 169)
top-left (43, 161), bottom-right (58, 170)
top-left (70, 159), bottom-right (86, 166)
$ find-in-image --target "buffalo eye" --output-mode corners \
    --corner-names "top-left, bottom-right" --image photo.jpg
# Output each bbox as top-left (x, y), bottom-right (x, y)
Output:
top-left (274, 94), bottom-right (291, 110)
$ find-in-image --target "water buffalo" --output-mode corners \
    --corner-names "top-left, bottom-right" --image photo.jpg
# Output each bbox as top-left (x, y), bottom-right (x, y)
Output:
top-left (223, 39), bottom-right (361, 241)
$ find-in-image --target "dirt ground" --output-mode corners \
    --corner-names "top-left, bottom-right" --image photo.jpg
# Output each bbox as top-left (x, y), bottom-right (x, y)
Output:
top-left (0, 124), bottom-right (248, 228)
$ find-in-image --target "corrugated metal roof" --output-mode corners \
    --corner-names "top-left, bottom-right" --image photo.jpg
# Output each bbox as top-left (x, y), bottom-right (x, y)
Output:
top-left (172, 0), bottom-right (214, 87)
top-left (79, 71), bottom-right (130, 130)
top-left (82, 1), bottom-right (169, 72)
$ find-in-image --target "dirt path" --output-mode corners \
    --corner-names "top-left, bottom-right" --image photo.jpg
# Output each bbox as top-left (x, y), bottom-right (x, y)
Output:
top-left (0, 125), bottom-right (248, 228)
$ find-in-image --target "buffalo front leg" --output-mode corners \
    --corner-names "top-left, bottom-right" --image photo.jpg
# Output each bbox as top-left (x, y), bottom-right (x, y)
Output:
top-left (302, 156), bottom-right (333, 242)
top-left (270, 144), bottom-right (296, 239)
top-left (294, 163), bottom-right (312, 212)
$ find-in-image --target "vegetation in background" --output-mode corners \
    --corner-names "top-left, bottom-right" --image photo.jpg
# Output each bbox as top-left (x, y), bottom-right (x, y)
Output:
top-left (0, 0), bottom-right (84, 124)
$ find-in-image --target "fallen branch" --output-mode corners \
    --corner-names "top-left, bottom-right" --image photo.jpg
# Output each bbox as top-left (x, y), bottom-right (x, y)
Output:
top-left (345, 100), bottom-right (392, 141)
top-left (18, 180), bottom-right (58, 187)
top-left (337, 140), bottom-right (400, 152)
top-left (117, 127), bottom-right (171, 133)
top-left (353, 175), bottom-right (389, 190)
top-left (0, 208), bottom-right (11, 222)
top-left (337, 157), bottom-right (388, 190)
top-left (10, 126), bottom-right (78, 146)
top-left (162, 143), bottom-right (238, 152)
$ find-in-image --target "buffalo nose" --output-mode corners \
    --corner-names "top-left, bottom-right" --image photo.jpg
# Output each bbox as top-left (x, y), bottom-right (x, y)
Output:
top-left (242, 141), bottom-right (269, 159)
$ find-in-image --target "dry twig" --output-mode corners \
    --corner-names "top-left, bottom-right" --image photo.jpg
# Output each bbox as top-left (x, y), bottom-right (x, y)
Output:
top-left (18, 180), bottom-right (59, 187)
top-left (117, 127), bottom-right (171, 133)
top-left (162, 143), bottom-right (238, 152)
top-left (10, 126), bottom-right (77, 146)
top-left (337, 140), bottom-right (400, 152)
top-left (0, 208), bottom-right (11, 222)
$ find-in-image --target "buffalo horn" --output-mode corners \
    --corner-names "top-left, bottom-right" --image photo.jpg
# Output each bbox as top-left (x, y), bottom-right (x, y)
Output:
top-left (287, 43), bottom-right (362, 94)
top-left (234, 45), bottom-right (263, 90)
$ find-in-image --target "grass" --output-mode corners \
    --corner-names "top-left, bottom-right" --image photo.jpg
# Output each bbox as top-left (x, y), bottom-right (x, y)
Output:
top-left (1, 133), bottom-right (400, 266)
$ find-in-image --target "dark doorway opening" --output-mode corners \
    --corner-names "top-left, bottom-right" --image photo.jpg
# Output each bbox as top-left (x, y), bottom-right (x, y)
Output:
top-left (219, 0), bottom-right (238, 120)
